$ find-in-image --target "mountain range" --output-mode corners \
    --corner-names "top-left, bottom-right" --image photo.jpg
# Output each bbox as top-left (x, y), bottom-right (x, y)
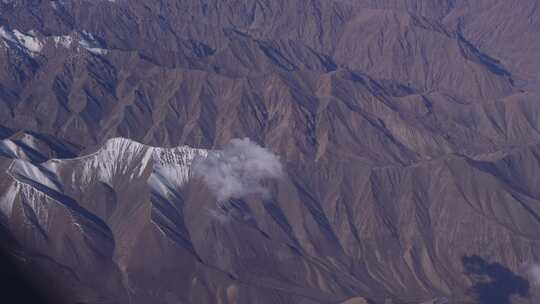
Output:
top-left (1, 1), bottom-right (540, 303)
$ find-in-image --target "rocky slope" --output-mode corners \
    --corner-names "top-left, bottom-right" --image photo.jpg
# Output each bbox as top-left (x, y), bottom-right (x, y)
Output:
top-left (1, 0), bottom-right (540, 303)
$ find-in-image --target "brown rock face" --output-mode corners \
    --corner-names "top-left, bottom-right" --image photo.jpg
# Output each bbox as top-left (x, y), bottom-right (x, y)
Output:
top-left (0, 1), bottom-right (540, 303)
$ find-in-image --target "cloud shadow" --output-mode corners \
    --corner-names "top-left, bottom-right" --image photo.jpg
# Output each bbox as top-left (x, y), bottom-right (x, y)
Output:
top-left (462, 255), bottom-right (529, 304)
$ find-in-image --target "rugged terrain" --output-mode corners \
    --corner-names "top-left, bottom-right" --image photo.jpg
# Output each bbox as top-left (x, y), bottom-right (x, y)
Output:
top-left (1, 0), bottom-right (540, 303)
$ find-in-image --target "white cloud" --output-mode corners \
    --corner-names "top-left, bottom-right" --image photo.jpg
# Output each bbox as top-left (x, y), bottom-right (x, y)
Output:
top-left (192, 138), bottom-right (283, 202)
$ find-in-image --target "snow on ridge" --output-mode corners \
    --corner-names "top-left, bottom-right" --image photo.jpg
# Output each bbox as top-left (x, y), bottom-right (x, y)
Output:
top-left (53, 35), bottom-right (73, 48)
top-left (76, 137), bottom-right (152, 185)
top-left (0, 26), bottom-right (73, 52)
top-left (96, 137), bottom-right (207, 165)
top-left (0, 27), bottom-right (113, 56)
top-left (8, 159), bottom-right (62, 192)
top-left (42, 137), bottom-right (207, 189)
top-left (1, 137), bottom-right (208, 226)
top-left (78, 31), bottom-right (108, 55)
top-left (0, 136), bottom-right (40, 161)
top-left (149, 146), bottom-right (208, 198)
top-left (13, 29), bottom-right (43, 52)
top-left (79, 38), bottom-right (108, 55)
top-left (0, 26), bottom-right (43, 54)
top-left (3, 137), bottom-right (207, 207)
top-left (0, 139), bottom-right (21, 159)
top-left (46, 31), bottom-right (104, 54)
top-left (78, 137), bottom-right (207, 196)
top-left (0, 134), bottom-right (48, 162)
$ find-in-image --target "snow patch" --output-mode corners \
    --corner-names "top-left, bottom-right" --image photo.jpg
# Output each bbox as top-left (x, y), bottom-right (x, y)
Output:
top-left (0, 26), bottom-right (43, 53)
top-left (9, 159), bottom-right (62, 192)
top-left (61, 138), bottom-right (207, 190)
top-left (76, 138), bottom-right (150, 185)
top-left (79, 39), bottom-right (108, 55)
top-left (0, 139), bottom-right (20, 158)
top-left (78, 31), bottom-right (108, 55)
top-left (4, 137), bottom-right (209, 221)
top-left (53, 35), bottom-right (73, 48)
top-left (51, 0), bottom-right (71, 10)
top-left (0, 138), bottom-right (39, 160)
top-left (148, 147), bottom-right (207, 198)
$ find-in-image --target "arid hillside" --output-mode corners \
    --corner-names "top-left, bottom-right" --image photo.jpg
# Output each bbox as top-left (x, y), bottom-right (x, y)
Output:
top-left (1, 1), bottom-right (540, 303)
